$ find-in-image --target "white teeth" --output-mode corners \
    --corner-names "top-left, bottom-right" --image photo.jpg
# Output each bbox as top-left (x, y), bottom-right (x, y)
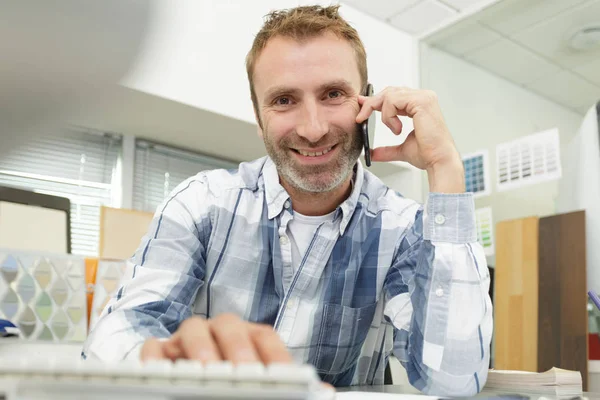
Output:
top-left (298, 147), bottom-right (332, 157)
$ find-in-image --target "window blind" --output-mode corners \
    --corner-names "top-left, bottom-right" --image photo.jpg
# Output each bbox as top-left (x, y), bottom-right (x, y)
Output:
top-left (133, 140), bottom-right (237, 213)
top-left (0, 128), bottom-right (122, 256)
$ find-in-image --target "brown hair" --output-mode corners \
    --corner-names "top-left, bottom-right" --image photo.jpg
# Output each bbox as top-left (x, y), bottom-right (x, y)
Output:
top-left (246, 5), bottom-right (368, 125)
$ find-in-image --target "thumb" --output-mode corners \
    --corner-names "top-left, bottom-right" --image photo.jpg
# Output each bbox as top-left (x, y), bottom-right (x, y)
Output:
top-left (372, 132), bottom-right (419, 163)
top-left (370, 145), bottom-right (404, 162)
top-left (163, 336), bottom-right (185, 360)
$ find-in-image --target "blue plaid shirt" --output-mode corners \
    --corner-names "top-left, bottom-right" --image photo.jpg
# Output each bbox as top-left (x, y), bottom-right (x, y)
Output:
top-left (84, 156), bottom-right (492, 396)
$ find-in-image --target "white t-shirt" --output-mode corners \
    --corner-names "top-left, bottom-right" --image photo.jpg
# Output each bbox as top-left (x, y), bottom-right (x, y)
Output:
top-left (287, 210), bottom-right (338, 275)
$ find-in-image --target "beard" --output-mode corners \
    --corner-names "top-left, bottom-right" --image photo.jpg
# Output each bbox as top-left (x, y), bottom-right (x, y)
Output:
top-left (263, 126), bottom-right (363, 193)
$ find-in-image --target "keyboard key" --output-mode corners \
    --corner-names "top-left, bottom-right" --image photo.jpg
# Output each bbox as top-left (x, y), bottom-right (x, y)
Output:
top-left (172, 359), bottom-right (203, 385)
top-left (266, 363), bottom-right (318, 389)
top-left (141, 359), bottom-right (173, 381)
top-left (51, 357), bottom-right (81, 380)
top-left (234, 363), bottom-right (265, 388)
top-left (203, 361), bottom-right (233, 387)
top-left (109, 359), bottom-right (144, 383)
top-left (80, 359), bottom-right (112, 381)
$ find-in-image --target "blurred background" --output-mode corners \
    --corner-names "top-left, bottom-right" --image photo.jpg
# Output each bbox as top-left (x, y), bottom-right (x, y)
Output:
top-left (1, 0), bottom-right (599, 391)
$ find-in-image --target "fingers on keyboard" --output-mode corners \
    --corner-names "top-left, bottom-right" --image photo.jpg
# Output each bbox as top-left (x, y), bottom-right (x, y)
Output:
top-left (250, 324), bottom-right (293, 364)
top-left (211, 314), bottom-right (260, 364)
top-left (163, 337), bottom-right (185, 361)
top-left (177, 317), bottom-right (221, 362)
top-left (142, 316), bottom-right (294, 366)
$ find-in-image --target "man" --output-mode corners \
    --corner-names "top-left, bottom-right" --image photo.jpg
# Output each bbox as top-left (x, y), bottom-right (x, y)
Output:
top-left (84, 5), bottom-right (492, 396)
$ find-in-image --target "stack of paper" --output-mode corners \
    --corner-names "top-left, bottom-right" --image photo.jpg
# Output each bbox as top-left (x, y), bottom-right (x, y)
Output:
top-left (485, 367), bottom-right (582, 397)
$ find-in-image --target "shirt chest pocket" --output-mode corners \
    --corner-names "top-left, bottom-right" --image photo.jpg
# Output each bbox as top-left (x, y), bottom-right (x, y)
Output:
top-left (313, 302), bottom-right (377, 376)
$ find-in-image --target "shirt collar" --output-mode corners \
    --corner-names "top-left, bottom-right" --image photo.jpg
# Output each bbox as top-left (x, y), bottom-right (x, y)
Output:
top-left (262, 157), bottom-right (365, 235)
top-left (339, 161), bottom-right (363, 235)
top-left (263, 157), bottom-right (291, 220)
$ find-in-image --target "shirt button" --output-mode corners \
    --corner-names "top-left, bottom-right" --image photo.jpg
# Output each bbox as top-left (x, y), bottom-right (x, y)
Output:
top-left (284, 201), bottom-right (291, 209)
top-left (279, 235), bottom-right (289, 246)
top-left (287, 298), bottom-right (297, 309)
top-left (434, 214), bottom-right (446, 225)
top-left (435, 287), bottom-right (444, 297)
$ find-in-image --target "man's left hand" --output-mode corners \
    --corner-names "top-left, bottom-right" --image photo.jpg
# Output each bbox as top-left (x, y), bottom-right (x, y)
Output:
top-left (356, 87), bottom-right (465, 193)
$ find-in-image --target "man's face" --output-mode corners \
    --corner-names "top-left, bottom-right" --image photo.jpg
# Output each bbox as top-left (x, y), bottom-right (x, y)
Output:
top-left (252, 33), bottom-right (363, 193)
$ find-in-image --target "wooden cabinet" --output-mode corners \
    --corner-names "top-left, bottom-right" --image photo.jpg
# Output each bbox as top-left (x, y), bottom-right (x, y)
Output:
top-left (495, 211), bottom-right (587, 390)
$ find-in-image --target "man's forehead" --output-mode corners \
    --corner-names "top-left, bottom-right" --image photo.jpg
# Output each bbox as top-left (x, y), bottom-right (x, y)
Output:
top-left (253, 34), bottom-right (361, 94)
top-left (256, 34), bottom-right (357, 67)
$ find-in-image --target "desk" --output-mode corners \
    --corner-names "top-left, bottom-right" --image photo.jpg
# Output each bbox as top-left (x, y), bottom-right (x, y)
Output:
top-left (338, 385), bottom-right (600, 399)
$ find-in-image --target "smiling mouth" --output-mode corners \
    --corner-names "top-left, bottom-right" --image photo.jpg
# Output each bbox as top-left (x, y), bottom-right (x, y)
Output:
top-left (293, 146), bottom-right (335, 157)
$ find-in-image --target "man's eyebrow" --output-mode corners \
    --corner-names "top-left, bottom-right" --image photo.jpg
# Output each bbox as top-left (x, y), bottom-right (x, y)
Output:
top-left (264, 86), bottom-right (301, 101)
top-left (316, 79), bottom-right (355, 92)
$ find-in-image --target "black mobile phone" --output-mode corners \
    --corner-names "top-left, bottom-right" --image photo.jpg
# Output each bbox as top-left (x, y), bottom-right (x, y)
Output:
top-left (361, 83), bottom-right (376, 167)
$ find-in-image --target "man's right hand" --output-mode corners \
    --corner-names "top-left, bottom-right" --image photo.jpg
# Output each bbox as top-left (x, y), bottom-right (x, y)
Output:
top-left (140, 313), bottom-right (293, 364)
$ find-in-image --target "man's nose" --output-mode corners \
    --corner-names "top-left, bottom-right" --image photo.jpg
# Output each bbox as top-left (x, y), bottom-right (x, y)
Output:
top-left (296, 100), bottom-right (329, 143)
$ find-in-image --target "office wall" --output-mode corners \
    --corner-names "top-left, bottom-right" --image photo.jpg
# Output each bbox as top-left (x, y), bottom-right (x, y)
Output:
top-left (420, 44), bottom-right (583, 264)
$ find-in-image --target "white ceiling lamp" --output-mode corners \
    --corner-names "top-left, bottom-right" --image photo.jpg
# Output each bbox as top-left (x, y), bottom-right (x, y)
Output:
top-left (568, 25), bottom-right (600, 51)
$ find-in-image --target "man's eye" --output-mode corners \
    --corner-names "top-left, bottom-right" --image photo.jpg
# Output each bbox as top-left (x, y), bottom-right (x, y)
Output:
top-left (328, 90), bottom-right (342, 99)
top-left (275, 97), bottom-right (291, 105)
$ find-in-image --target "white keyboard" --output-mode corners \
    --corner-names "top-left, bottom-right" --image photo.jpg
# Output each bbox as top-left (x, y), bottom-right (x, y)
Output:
top-left (0, 357), bottom-right (331, 400)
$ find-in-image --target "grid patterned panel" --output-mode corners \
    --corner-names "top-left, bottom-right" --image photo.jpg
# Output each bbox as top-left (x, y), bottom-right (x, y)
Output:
top-left (0, 249), bottom-right (87, 342)
top-left (496, 128), bottom-right (562, 191)
top-left (463, 150), bottom-right (491, 198)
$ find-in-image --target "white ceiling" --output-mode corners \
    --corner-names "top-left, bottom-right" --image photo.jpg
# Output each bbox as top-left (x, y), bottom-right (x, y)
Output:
top-left (342, 0), bottom-right (600, 115)
top-left (423, 0), bottom-right (600, 115)
top-left (341, 0), bottom-right (501, 36)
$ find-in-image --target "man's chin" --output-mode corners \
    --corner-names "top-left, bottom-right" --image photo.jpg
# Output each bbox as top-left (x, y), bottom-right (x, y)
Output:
top-left (288, 171), bottom-right (347, 193)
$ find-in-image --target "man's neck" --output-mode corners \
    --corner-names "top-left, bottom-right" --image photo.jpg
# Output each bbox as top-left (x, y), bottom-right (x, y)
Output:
top-left (281, 176), bottom-right (353, 216)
